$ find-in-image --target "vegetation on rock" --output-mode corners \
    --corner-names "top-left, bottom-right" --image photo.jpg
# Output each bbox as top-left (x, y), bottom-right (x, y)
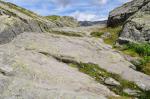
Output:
top-left (91, 26), bottom-right (122, 45)
top-left (121, 43), bottom-right (150, 75)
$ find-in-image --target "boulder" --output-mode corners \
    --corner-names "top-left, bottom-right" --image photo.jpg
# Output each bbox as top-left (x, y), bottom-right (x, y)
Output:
top-left (107, 0), bottom-right (150, 27)
top-left (104, 77), bottom-right (120, 86)
top-left (108, 0), bottom-right (150, 43)
top-left (119, 14), bottom-right (150, 43)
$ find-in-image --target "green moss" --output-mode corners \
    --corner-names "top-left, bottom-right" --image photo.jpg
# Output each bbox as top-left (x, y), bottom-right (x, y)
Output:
top-left (90, 26), bottom-right (122, 45)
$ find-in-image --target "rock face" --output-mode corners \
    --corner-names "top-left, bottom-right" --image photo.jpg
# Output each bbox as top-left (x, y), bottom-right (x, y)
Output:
top-left (0, 1), bottom-right (79, 44)
top-left (108, 0), bottom-right (150, 43)
top-left (119, 14), bottom-right (150, 43)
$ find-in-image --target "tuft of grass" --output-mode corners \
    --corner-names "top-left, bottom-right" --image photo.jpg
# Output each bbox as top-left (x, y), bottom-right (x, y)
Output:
top-left (125, 43), bottom-right (150, 56)
top-left (134, 56), bottom-right (150, 75)
top-left (90, 26), bottom-right (122, 45)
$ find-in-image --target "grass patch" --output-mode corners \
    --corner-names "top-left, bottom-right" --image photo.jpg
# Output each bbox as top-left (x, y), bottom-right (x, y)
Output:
top-left (91, 32), bottom-right (104, 37)
top-left (121, 43), bottom-right (150, 75)
top-left (69, 62), bottom-right (150, 99)
top-left (69, 62), bottom-right (140, 97)
top-left (125, 43), bottom-right (150, 56)
top-left (122, 49), bottom-right (139, 57)
top-left (109, 96), bottom-right (132, 99)
top-left (38, 51), bottom-right (150, 98)
top-left (90, 26), bottom-right (122, 45)
top-left (45, 15), bottom-right (61, 21)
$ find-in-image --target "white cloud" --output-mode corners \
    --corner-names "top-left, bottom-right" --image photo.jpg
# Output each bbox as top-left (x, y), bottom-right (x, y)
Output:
top-left (99, 0), bottom-right (107, 4)
top-left (70, 11), bottom-right (107, 21)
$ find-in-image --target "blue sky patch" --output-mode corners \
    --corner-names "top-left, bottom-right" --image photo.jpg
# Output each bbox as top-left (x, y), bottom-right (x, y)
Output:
top-left (5, 0), bottom-right (131, 21)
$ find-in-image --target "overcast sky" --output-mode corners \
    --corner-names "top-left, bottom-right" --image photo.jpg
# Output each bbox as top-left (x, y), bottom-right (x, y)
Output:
top-left (5, 0), bottom-right (132, 21)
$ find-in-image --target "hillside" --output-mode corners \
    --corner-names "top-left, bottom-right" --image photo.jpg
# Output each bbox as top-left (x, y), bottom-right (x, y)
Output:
top-left (45, 15), bottom-right (79, 27)
top-left (0, 0), bottom-right (79, 44)
top-left (0, 0), bottom-right (150, 99)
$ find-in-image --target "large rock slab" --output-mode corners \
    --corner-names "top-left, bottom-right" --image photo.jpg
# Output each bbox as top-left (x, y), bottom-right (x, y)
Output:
top-left (0, 32), bottom-right (116, 99)
top-left (1, 32), bottom-right (149, 91)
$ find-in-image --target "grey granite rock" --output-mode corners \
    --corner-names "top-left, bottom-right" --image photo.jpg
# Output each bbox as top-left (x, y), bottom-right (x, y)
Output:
top-left (107, 0), bottom-right (150, 27)
top-left (123, 88), bottom-right (141, 96)
top-left (104, 77), bottom-right (121, 86)
top-left (108, 0), bottom-right (150, 43)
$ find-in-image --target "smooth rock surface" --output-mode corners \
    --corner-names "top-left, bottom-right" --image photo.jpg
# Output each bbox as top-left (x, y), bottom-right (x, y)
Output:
top-left (0, 32), bottom-right (117, 99)
top-left (104, 77), bottom-right (120, 86)
top-left (0, 32), bottom-right (149, 92)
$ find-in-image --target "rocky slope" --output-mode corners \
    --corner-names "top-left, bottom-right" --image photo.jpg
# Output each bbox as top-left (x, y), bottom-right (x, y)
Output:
top-left (46, 15), bottom-right (79, 27)
top-left (0, 0), bottom-right (150, 99)
top-left (107, 0), bottom-right (150, 43)
top-left (0, 1), bottom-right (79, 44)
